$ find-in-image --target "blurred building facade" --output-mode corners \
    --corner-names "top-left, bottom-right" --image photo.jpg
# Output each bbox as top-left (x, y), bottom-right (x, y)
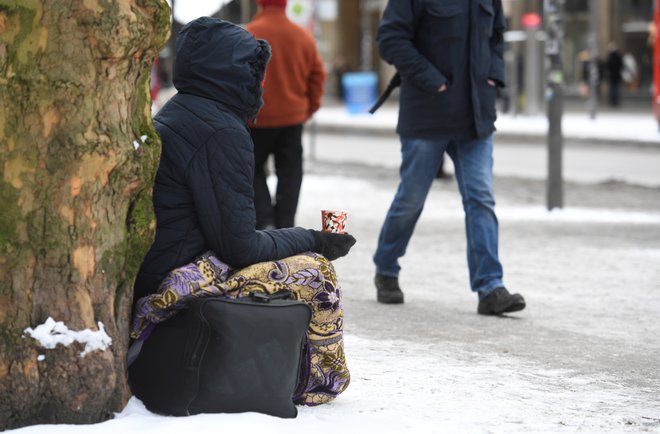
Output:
top-left (286, 0), bottom-right (655, 102)
top-left (503, 0), bottom-right (655, 97)
top-left (162, 0), bottom-right (655, 104)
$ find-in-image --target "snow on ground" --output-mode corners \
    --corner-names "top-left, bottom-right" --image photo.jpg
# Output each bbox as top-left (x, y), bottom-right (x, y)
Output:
top-left (7, 173), bottom-right (660, 434)
top-left (312, 105), bottom-right (660, 147)
top-left (298, 175), bottom-right (660, 225)
top-left (9, 334), bottom-right (660, 434)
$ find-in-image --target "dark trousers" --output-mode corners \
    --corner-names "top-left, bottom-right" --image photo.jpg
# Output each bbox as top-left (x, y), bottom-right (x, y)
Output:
top-left (609, 80), bottom-right (621, 107)
top-left (251, 124), bottom-right (304, 229)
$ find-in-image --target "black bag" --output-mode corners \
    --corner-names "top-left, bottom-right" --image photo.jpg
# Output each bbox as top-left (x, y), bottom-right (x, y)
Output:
top-left (128, 291), bottom-right (312, 418)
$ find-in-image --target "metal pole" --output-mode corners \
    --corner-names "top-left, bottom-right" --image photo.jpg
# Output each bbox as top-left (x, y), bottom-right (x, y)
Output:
top-left (654, 0), bottom-right (660, 129)
top-left (240, 0), bottom-right (255, 23)
top-left (505, 46), bottom-right (518, 115)
top-left (587, 0), bottom-right (598, 119)
top-left (308, 0), bottom-right (319, 161)
top-left (359, 0), bottom-right (373, 71)
top-left (524, 26), bottom-right (541, 115)
top-left (545, 0), bottom-right (564, 210)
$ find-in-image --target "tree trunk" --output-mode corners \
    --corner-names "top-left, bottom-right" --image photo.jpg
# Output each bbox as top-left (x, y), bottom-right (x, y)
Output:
top-left (0, 1), bottom-right (170, 429)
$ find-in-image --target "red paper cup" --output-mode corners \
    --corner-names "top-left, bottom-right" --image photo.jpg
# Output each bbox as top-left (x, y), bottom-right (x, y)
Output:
top-left (321, 210), bottom-right (348, 234)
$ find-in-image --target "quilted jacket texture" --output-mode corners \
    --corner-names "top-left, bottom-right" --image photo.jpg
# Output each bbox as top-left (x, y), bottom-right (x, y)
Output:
top-left (377, 0), bottom-right (506, 140)
top-left (133, 18), bottom-right (318, 307)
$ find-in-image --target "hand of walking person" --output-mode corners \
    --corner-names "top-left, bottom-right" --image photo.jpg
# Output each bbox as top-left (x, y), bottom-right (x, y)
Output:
top-left (309, 230), bottom-right (357, 261)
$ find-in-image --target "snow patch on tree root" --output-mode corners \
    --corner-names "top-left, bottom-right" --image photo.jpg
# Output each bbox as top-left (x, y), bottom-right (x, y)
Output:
top-left (23, 317), bottom-right (112, 357)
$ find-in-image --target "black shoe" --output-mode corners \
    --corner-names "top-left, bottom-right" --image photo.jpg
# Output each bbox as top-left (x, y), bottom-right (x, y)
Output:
top-left (375, 273), bottom-right (404, 304)
top-left (477, 287), bottom-right (525, 315)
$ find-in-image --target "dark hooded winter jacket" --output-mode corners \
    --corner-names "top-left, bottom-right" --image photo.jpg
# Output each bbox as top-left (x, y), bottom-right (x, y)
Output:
top-left (133, 18), bottom-right (318, 307)
top-left (376, 0), bottom-right (506, 140)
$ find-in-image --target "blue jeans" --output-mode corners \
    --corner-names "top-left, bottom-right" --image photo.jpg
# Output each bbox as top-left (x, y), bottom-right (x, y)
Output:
top-left (373, 135), bottom-right (504, 295)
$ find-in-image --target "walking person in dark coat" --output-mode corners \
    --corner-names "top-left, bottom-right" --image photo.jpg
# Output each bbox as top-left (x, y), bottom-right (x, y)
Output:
top-left (606, 42), bottom-right (624, 107)
top-left (131, 18), bottom-right (355, 404)
top-left (373, 0), bottom-right (525, 315)
top-left (246, 0), bottom-right (326, 230)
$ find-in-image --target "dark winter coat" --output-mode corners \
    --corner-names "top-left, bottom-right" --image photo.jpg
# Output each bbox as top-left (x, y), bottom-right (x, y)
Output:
top-left (606, 49), bottom-right (624, 84)
top-left (133, 18), bottom-right (317, 307)
top-left (377, 0), bottom-right (506, 140)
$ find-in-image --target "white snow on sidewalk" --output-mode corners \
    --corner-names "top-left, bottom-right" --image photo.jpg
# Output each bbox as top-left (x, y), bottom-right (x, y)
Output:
top-left (7, 174), bottom-right (659, 434)
top-left (495, 111), bottom-right (660, 145)
top-left (312, 105), bottom-right (660, 146)
top-left (300, 175), bottom-right (660, 225)
top-left (9, 334), bottom-right (659, 434)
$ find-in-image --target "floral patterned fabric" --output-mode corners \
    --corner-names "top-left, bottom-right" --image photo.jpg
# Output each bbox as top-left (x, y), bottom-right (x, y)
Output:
top-left (131, 251), bottom-right (350, 406)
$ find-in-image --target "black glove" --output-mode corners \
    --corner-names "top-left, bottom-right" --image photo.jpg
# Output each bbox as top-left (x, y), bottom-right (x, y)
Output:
top-left (309, 230), bottom-right (357, 261)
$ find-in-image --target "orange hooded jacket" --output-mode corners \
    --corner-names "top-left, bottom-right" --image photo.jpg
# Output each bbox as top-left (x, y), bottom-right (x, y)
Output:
top-left (246, 6), bottom-right (326, 128)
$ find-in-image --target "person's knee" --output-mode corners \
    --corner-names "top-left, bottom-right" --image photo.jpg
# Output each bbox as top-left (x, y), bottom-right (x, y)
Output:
top-left (392, 180), bottom-right (430, 212)
top-left (282, 253), bottom-right (338, 280)
top-left (463, 192), bottom-right (495, 213)
top-left (461, 181), bottom-right (495, 210)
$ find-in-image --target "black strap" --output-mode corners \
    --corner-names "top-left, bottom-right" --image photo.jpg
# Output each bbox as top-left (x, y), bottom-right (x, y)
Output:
top-left (250, 289), bottom-right (293, 303)
top-left (368, 72), bottom-right (401, 114)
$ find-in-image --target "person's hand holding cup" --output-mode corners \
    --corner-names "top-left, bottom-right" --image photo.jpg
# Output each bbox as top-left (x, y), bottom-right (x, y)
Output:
top-left (309, 210), bottom-right (355, 261)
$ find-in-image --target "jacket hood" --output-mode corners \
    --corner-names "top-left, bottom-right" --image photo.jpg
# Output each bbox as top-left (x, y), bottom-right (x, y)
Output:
top-left (173, 17), bottom-right (271, 120)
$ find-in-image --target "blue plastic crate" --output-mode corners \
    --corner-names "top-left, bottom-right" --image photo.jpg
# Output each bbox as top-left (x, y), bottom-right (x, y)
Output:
top-left (342, 72), bottom-right (378, 114)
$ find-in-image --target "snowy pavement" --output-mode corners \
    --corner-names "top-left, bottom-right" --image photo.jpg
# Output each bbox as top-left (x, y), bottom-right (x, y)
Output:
top-left (299, 170), bottom-right (660, 433)
top-left (9, 163), bottom-right (660, 434)
top-left (303, 131), bottom-right (660, 188)
top-left (307, 101), bottom-right (660, 189)
top-left (312, 103), bottom-right (660, 148)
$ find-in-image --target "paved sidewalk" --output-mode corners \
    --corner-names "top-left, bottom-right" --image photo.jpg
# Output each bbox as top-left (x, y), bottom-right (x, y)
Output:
top-left (293, 161), bottom-right (660, 433)
top-left (12, 163), bottom-right (659, 434)
top-left (312, 102), bottom-right (660, 148)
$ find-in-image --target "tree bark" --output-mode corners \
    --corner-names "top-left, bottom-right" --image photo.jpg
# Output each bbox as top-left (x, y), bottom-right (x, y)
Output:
top-left (0, 0), bottom-right (170, 429)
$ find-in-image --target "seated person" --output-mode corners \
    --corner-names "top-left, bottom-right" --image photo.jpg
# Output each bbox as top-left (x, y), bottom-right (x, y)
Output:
top-left (131, 17), bottom-right (356, 406)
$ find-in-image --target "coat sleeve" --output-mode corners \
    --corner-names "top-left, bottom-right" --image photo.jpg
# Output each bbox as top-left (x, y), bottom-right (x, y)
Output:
top-left (376, 0), bottom-right (447, 93)
top-left (488, 0), bottom-right (506, 87)
top-left (306, 38), bottom-right (326, 118)
top-left (187, 128), bottom-right (317, 268)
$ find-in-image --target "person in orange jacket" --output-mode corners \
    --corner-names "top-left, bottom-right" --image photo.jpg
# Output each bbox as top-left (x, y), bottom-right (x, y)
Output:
top-left (246, 0), bottom-right (326, 229)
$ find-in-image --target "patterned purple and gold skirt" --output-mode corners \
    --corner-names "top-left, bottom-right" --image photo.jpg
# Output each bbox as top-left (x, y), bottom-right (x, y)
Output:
top-left (131, 251), bottom-right (350, 406)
